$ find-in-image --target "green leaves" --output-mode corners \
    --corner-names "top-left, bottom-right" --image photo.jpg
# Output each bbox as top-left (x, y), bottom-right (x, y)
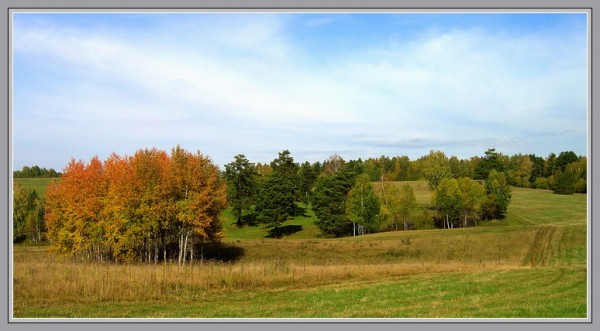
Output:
top-left (346, 175), bottom-right (380, 235)
top-left (13, 181), bottom-right (44, 243)
top-left (312, 171), bottom-right (354, 237)
top-left (481, 170), bottom-right (512, 220)
top-left (422, 150), bottom-right (451, 190)
top-left (255, 172), bottom-right (296, 236)
top-left (223, 154), bottom-right (258, 225)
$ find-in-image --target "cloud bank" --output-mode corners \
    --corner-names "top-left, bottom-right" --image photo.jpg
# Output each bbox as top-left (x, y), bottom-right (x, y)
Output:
top-left (12, 13), bottom-right (588, 169)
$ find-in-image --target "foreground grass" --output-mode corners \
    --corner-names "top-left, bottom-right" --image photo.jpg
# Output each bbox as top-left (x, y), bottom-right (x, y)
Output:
top-left (13, 216), bottom-right (587, 318)
top-left (14, 265), bottom-right (586, 318)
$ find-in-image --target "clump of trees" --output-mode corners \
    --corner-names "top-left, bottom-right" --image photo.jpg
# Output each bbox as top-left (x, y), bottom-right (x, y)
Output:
top-left (221, 148), bottom-right (585, 238)
top-left (346, 174), bottom-right (380, 236)
top-left (431, 172), bottom-right (509, 229)
top-left (223, 150), bottom-right (312, 237)
top-left (13, 181), bottom-right (45, 243)
top-left (44, 146), bottom-right (227, 264)
top-left (424, 151), bottom-right (512, 228)
top-left (378, 182), bottom-right (419, 231)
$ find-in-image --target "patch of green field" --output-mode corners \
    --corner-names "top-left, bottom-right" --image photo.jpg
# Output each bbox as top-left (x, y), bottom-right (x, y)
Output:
top-left (505, 187), bottom-right (587, 226)
top-left (13, 178), bottom-right (56, 199)
top-left (14, 266), bottom-right (586, 318)
top-left (372, 180), bottom-right (431, 206)
top-left (555, 224), bottom-right (587, 265)
top-left (221, 204), bottom-right (322, 241)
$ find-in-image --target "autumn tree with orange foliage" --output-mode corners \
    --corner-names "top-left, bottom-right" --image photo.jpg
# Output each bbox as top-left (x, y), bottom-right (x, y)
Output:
top-left (45, 146), bottom-right (227, 264)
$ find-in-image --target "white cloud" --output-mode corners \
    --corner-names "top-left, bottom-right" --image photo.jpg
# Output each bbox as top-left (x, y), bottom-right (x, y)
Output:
top-left (12, 13), bottom-right (588, 168)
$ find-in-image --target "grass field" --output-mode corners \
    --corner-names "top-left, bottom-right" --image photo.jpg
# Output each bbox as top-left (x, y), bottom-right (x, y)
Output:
top-left (11, 180), bottom-right (588, 319)
top-left (13, 178), bottom-right (56, 199)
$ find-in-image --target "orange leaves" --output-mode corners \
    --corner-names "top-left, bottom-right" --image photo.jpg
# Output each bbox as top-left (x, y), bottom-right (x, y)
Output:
top-left (44, 147), bottom-right (227, 262)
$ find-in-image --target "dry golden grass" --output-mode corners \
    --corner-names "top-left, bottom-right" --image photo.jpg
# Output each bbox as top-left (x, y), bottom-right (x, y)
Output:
top-left (13, 224), bottom-right (539, 310)
top-left (14, 251), bottom-right (525, 309)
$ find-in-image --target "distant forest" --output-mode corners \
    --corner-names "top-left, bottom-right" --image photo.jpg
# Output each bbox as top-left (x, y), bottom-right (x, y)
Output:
top-left (13, 165), bottom-right (60, 178)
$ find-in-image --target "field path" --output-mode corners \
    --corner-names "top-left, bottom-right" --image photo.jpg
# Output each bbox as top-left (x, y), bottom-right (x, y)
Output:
top-left (526, 225), bottom-right (565, 267)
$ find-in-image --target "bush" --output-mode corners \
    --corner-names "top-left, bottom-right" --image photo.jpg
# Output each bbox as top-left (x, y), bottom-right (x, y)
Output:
top-left (575, 178), bottom-right (587, 193)
top-left (553, 169), bottom-right (578, 195)
top-left (533, 177), bottom-right (549, 190)
top-left (412, 210), bottom-right (435, 230)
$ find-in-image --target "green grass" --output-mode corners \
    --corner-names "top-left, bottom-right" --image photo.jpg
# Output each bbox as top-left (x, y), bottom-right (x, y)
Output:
top-left (13, 178), bottom-right (56, 199)
top-left (221, 203), bottom-right (322, 241)
top-left (14, 266), bottom-right (586, 318)
top-left (505, 187), bottom-right (587, 226)
top-left (373, 180), bottom-right (431, 206)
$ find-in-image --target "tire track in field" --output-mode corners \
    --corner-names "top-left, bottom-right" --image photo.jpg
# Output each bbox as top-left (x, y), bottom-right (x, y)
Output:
top-left (526, 226), bottom-right (565, 267)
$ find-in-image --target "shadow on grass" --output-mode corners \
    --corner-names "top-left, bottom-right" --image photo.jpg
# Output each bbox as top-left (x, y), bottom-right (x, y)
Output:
top-left (266, 225), bottom-right (303, 239)
top-left (194, 242), bottom-right (245, 263)
top-left (230, 213), bottom-right (260, 228)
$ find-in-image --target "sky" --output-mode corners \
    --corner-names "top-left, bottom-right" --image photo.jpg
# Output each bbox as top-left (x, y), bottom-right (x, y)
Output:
top-left (11, 12), bottom-right (588, 171)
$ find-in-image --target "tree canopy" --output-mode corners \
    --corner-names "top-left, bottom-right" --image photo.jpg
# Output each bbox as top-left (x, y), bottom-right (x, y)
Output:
top-left (44, 146), bottom-right (227, 264)
top-left (346, 174), bottom-right (380, 236)
top-left (223, 154), bottom-right (258, 226)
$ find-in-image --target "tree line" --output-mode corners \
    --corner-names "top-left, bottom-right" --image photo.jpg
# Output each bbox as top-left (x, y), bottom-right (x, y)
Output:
top-left (360, 149), bottom-right (586, 194)
top-left (13, 165), bottom-right (60, 178)
top-left (13, 146), bottom-right (586, 259)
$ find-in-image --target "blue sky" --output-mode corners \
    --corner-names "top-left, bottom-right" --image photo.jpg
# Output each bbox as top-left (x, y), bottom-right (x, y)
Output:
top-left (12, 12), bottom-right (588, 170)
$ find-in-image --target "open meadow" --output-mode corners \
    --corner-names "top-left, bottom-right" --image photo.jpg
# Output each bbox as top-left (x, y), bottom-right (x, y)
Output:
top-left (13, 177), bottom-right (55, 199)
top-left (12, 180), bottom-right (588, 318)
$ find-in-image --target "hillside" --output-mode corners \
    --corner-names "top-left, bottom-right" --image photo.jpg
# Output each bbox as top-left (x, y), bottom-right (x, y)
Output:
top-left (13, 177), bottom-right (56, 199)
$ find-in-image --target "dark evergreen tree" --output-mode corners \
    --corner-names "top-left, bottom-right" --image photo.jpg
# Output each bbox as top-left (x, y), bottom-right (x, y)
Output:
top-left (528, 154), bottom-right (546, 184)
top-left (474, 148), bottom-right (506, 180)
top-left (298, 161), bottom-right (318, 204)
top-left (555, 151), bottom-right (579, 172)
top-left (545, 153), bottom-right (557, 177)
top-left (223, 154), bottom-right (258, 226)
top-left (270, 150), bottom-right (299, 178)
top-left (311, 168), bottom-right (357, 237)
top-left (553, 161), bottom-right (581, 195)
top-left (254, 172), bottom-right (296, 238)
top-left (270, 150), bottom-right (300, 212)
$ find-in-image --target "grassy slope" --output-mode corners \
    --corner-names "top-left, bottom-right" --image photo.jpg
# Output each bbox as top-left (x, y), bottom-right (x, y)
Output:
top-left (13, 178), bottom-right (56, 199)
top-left (221, 204), bottom-right (322, 241)
top-left (505, 187), bottom-right (587, 226)
top-left (12, 180), bottom-right (588, 318)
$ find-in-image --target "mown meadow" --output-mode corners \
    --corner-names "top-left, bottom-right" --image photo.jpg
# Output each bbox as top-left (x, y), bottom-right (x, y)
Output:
top-left (12, 180), bottom-right (588, 318)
